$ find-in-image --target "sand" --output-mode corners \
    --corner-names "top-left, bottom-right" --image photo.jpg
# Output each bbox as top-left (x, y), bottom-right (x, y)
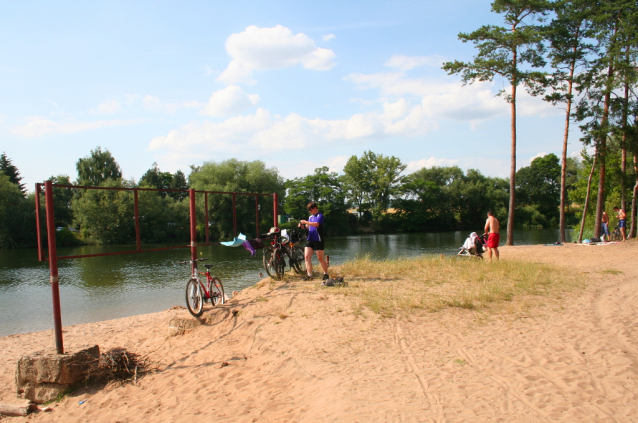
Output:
top-left (1, 240), bottom-right (637, 422)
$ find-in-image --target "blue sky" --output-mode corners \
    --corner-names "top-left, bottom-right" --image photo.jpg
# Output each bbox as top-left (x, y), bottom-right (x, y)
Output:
top-left (1, 0), bottom-right (582, 192)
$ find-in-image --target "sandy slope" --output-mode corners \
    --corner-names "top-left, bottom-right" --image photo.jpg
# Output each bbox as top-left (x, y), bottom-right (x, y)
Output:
top-left (1, 241), bottom-right (637, 422)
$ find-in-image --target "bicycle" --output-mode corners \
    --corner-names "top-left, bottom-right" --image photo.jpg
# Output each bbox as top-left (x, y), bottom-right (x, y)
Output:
top-left (262, 228), bottom-right (295, 280)
top-left (283, 229), bottom-right (307, 275)
top-left (610, 224), bottom-right (622, 241)
top-left (180, 258), bottom-right (225, 317)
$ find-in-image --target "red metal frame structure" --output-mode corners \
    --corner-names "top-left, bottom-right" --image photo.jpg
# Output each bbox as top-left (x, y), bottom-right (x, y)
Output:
top-left (35, 182), bottom-right (279, 354)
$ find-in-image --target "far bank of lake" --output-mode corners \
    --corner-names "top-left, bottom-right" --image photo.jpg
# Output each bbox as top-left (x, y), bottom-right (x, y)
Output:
top-left (0, 229), bottom-right (570, 337)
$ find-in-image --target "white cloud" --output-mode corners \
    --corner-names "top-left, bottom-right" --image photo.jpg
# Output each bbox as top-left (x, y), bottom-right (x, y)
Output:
top-left (149, 98), bottom-right (440, 159)
top-left (346, 71), bottom-right (559, 122)
top-left (406, 157), bottom-right (460, 172)
top-left (322, 33), bottom-right (336, 41)
top-left (142, 95), bottom-right (200, 114)
top-left (91, 99), bottom-right (122, 115)
top-left (12, 117), bottom-right (139, 137)
top-left (201, 85), bottom-right (260, 117)
top-left (385, 55), bottom-right (445, 71)
top-left (218, 25), bottom-right (336, 84)
top-left (276, 155), bottom-right (349, 180)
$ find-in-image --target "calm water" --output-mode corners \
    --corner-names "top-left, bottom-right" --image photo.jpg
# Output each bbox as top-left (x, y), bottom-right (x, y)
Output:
top-left (0, 229), bottom-right (570, 337)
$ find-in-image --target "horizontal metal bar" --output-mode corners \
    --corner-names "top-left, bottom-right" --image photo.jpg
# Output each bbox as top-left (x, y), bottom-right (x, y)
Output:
top-left (44, 242), bottom-right (228, 261)
top-left (43, 183), bottom-right (273, 197)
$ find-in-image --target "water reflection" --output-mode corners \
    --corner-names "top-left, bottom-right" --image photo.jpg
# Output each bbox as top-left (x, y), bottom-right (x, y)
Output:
top-left (1, 229), bottom-right (571, 336)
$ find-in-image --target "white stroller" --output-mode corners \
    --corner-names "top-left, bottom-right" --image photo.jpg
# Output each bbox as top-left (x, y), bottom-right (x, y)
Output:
top-left (456, 232), bottom-right (487, 258)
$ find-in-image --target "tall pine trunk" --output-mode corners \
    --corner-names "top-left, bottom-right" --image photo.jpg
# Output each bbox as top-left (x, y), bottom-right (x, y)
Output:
top-left (579, 155), bottom-right (597, 243)
top-left (559, 54), bottom-right (576, 244)
top-left (630, 152), bottom-right (638, 239)
top-left (593, 62), bottom-right (614, 238)
top-left (506, 49), bottom-right (517, 246)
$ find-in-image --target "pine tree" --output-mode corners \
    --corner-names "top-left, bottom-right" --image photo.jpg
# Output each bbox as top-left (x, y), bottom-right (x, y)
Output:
top-left (0, 152), bottom-right (26, 195)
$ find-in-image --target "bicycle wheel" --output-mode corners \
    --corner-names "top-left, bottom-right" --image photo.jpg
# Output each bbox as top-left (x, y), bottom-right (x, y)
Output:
top-left (277, 250), bottom-right (286, 277)
top-left (289, 246), bottom-right (306, 275)
top-left (263, 248), bottom-right (282, 280)
top-left (185, 278), bottom-right (204, 317)
top-left (209, 277), bottom-right (225, 306)
top-left (610, 229), bottom-right (621, 241)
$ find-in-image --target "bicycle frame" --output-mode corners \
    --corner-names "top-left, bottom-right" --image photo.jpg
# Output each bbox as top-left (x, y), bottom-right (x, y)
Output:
top-left (183, 258), bottom-right (223, 301)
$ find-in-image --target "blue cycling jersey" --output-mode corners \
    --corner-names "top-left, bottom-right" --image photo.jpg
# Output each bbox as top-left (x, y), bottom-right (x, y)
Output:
top-left (307, 213), bottom-right (324, 242)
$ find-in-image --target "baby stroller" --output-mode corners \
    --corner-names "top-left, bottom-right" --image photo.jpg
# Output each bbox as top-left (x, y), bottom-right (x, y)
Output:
top-left (456, 232), bottom-right (487, 258)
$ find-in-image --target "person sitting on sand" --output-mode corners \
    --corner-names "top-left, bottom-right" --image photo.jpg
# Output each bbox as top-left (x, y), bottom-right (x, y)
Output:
top-left (484, 211), bottom-right (500, 261)
top-left (613, 206), bottom-right (627, 241)
top-left (601, 211), bottom-right (610, 242)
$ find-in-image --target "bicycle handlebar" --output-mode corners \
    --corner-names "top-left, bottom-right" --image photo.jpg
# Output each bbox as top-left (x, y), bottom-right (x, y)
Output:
top-left (178, 258), bottom-right (209, 264)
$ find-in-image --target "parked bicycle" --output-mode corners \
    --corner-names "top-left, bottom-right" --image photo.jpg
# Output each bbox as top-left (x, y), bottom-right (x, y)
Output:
top-left (284, 229), bottom-right (307, 275)
top-left (610, 224), bottom-right (622, 241)
top-left (261, 228), bottom-right (290, 280)
top-left (180, 258), bottom-right (225, 317)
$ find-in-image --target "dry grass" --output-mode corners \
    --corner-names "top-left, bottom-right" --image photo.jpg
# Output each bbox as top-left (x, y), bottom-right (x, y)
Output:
top-left (85, 348), bottom-right (152, 385)
top-left (321, 255), bottom-right (585, 318)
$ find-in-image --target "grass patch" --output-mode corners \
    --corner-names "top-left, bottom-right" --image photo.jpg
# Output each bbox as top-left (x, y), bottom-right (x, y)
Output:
top-left (326, 255), bottom-right (584, 317)
top-left (599, 269), bottom-right (622, 275)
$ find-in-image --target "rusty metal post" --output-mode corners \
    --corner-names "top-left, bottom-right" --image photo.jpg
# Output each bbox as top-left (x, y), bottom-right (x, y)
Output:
top-left (273, 192), bottom-right (278, 228)
top-left (134, 189), bottom-right (141, 251)
top-left (44, 180), bottom-right (64, 354)
top-left (232, 193), bottom-right (237, 237)
top-left (205, 192), bottom-right (209, 245)
top-left (189, 189), bottom-right (197, 273)
top-left (35, 183), bottom-right (43, 261)
top-left (255, 195), bottom-right (259, 237)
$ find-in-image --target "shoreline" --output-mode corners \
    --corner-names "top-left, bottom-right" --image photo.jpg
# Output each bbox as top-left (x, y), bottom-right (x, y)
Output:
top-left (2, 241), bottom-right (637, 421)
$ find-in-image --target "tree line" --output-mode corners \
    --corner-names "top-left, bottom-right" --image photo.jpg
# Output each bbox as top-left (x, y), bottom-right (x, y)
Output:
top-left (1, 147), bottom-right (582, 248)
top-left (443, 0), bottom-right (638, 244)
top-left (2, 0), bottom-right (637, 248)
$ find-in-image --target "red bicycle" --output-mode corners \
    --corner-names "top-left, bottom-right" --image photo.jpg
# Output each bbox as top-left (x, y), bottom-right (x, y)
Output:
top-left (180, 258), bottom-right (226, 317)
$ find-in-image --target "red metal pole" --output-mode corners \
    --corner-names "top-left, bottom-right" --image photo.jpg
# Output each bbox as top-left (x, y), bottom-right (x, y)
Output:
top-left (134, 189), bottom-right (141, 252)
top-left (205, 192), bottom-right (209, 245)
top-left (255, 195), bottom-right (259, 237)
top-left (189, 189), bottom-right (197, 273)
top-left (44, 180), bottom-right (64, 354)
top-left (273, 192), bottom-right (279, 228)
top-left (232, 193), bottom-right (237, 237)
top-left (35, 183), bottom-right (43, 261)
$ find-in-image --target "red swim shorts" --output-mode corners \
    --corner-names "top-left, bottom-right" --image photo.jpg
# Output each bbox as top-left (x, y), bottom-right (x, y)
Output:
top-left (486, 233), bottom-right (500, 248)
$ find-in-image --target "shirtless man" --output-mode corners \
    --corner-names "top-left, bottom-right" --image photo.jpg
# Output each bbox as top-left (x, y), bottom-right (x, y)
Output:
top-left (613, 206), bottom-right (627, 241)
top-left (484, 211), bottom-right (500, 261)
top-left (601, 211), bottom-right (610, 242)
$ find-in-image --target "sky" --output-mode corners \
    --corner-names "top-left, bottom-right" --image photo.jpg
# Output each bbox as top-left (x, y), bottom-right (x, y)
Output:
top-left (1, 0), bottom-right (584, 193)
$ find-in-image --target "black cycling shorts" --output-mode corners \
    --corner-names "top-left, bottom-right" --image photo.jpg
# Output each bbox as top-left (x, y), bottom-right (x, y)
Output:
top-left (306, 240), bottom-right (325, 251)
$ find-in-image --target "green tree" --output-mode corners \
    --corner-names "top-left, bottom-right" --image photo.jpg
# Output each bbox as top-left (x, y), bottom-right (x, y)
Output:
top-left (343, 151), bottom-right (406, 226)
top-left (0, 152), bottom-right (26, 195)
top-left (448, 169), bottom-right (509, 230)
top-left (49, 175), bottom-right (74, 227)
top-left (283, 167), bottom-right (352, 235)
top-left (575, 0), bottom-right (638, 238)
top-left (139, 163), bottom-right (174, 196)
top-left (442, 0), bottom-right (548, 245)
top-left (76, 147), bottom-right (122, 186)
top-left (0, 174), bottom-right (36, 248)
top-left (516, 153), bottom-right (561, 224)
top-left (394, 166), bottom-right (464, 230)
top-left (188, 159), bottom-right (284, 240)
top-left (541, 0), bottom-right (595, 241)
top-left (71, 179), bottom-right (135, 244)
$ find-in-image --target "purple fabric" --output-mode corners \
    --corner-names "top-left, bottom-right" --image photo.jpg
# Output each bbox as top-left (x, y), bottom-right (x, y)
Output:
top-left (242, 240), bottom-right (256, 257)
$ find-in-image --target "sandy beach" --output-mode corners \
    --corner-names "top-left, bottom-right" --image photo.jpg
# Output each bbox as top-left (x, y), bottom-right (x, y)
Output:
top-left (1, 240), bottom-right (637, 422)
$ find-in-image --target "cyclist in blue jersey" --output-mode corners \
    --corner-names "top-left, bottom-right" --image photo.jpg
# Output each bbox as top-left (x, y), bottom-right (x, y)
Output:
top-left (299, 201), bottom-right (329, 281)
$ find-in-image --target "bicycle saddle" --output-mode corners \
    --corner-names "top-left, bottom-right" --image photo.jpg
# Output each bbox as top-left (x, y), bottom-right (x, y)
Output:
top-left (204, 264), bottom-right (213, 269)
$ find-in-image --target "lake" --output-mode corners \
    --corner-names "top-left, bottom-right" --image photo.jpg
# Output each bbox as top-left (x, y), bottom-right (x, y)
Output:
top-left (0, 229), bottom-right (570, 337)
